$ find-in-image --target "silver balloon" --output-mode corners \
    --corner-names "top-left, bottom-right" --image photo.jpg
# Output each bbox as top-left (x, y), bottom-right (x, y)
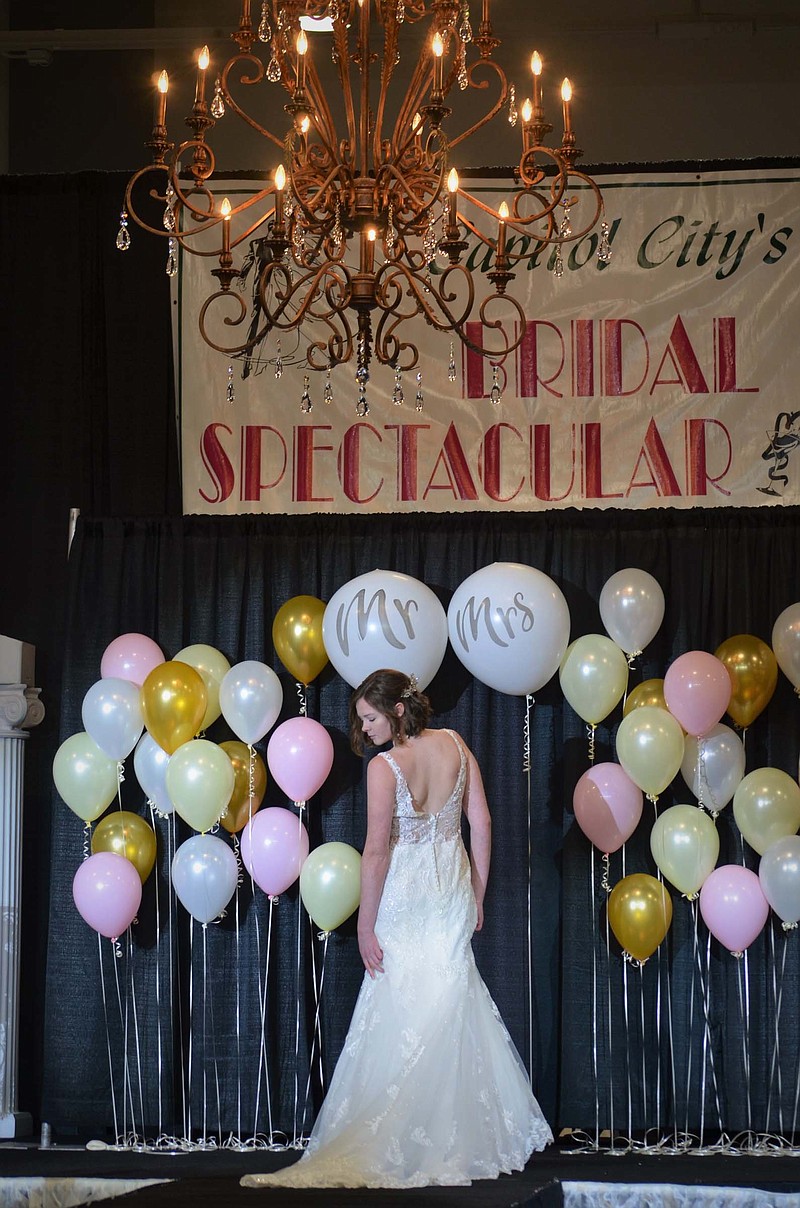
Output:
top-left (171, 833), bottom-right (239, 924)
top-left (681, 723), bottom-right (745, 812)
top-left (759, 835), bottom-right (800, 927)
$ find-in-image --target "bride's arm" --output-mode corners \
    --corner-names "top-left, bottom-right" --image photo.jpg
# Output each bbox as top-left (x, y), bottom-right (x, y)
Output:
top-left (358, 756), bottom-right (394, 977)
top-left (461, 747), bottom-right (491, 931)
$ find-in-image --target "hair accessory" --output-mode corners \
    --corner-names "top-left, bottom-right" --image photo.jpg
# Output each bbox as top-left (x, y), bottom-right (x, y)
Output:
top-left (401, 673), bottom-right (419, 699)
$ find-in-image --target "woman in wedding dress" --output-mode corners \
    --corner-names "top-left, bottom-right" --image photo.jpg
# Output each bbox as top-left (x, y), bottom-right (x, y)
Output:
top-left (241, 669), bottom-right (553, 1190)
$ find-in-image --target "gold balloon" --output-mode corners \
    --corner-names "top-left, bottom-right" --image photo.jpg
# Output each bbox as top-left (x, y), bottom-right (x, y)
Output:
top-left (219, 740), bottom-right (267, 834)
top-left (607, 873), bottom-right (673, 963)
top-left (140, 660), bottom-right (208, 755)
top-left (272, 595), bottom-right (329, 686)
top-left (714, 634), bottom-right (778, 730)
top-left (91, 810), bottom-right (157, 884)
top-left (623, 678), bottom-right (668, 718)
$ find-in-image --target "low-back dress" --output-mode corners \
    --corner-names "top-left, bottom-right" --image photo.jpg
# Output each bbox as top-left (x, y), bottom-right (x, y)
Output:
top-left (241, 729), bottom-right (553, 1189)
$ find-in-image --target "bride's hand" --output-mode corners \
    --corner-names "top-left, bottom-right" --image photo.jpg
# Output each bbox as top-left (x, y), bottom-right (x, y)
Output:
top-left (358, 929), bottom-right (384, 978)
top-left (474, 900), bottom-right (484, 932)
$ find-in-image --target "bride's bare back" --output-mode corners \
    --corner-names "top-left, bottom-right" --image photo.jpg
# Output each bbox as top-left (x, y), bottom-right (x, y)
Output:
top-left (384, 728), bottom-right (462, 816)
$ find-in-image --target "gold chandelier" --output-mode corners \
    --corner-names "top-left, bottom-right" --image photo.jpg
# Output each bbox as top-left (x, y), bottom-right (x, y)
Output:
top-left (120, 0), bottom-right (609, 414)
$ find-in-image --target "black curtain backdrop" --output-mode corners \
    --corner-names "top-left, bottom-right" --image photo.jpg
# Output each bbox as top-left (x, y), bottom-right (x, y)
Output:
top-left (4, 169), bottom-right (800, 1146)
top-left (43, 508), bottom-right (800, 1143)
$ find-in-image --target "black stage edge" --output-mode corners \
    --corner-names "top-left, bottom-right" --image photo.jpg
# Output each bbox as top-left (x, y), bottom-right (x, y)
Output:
top-left (1, 1141), bottom-right (799, 1207)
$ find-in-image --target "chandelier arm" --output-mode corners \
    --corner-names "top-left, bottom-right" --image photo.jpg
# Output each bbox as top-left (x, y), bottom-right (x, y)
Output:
top-left (124, 165), bottom-right (173, 238)
top-left (373, 9), bottom-right (399, 168)
top-left (220, 54), bottom-right (285, 151)
top-left (198, 290), bottom-right (275, 358)
top-left (446, 58), bottom-right (508, 151)
top-left (456, 185), bottom-right (560, 245)
top-left (331, 6), bottom-right (358, 152)
top-left (302, 59), bottom-right (339, 153)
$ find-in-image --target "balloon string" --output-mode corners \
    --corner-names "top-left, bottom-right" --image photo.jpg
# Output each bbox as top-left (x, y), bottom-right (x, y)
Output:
top-left (117, 761), bottom-right (126, 806)
top-left (300, 931), bottom-right (330, 1137)
top-left (187, 917), bottom-right (195, 1142)
top-left (111, 930), bottom-right (133, 1142)
top-left (234, 844), bottom-right (243, 1144)
top-left (248, 747), bottom-right (255, 822)
top-left (524, 694), bottom-right (534, 1084)
top-left (296, 682), bottom-right (307, 717)
top-left (765, 924), bottom-right (788, 1134)
top-left (590, 845), bottom-right (601, 1149)
top-left (150, 804), bottom-right (164, 1142)
top-left (738, 949), bottom-right (753, 1135)
top-left (83, 822), bottom-right (91, 862)
top-left (587, 724), bottom-right (596, 766)
top-left (98, 932), bottom-right (121, 1142)
top-left (600, 852), bottom-right (611, 894)
top-left (128, 928), bottom-right (146, 1143)
top-left (292, 805), bottom-right (306, 1147)
top-left (621, 931), bottom-right (633, 1148)
top-left (604, 886), bottom-right (616, 1149)
top-left (171, 811), bottom-right (189, 1142)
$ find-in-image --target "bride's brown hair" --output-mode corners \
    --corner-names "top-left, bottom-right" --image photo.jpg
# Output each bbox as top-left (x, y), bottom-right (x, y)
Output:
top-left (349, 668), bottom-right (432, 754)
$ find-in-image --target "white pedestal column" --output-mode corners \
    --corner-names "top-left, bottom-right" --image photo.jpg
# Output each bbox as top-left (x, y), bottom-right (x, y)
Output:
top-left (0, 680), bottom-right (44, 1139)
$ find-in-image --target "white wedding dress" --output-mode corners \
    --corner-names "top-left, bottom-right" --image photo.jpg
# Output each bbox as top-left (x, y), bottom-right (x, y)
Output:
top-left (241, 729), bottom-right (553, 1189)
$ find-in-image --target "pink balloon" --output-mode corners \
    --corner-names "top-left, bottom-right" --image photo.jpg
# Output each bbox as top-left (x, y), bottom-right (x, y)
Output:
top-left (267, 717), bottom-right (334, 802)
top-left (699, 864), bottom-right (769, 954)
top-left (240, 807), bottom-right (310, 896)
top-left (573, 763), bottom-right (644, 854)
top-left (101, 633), bottom-right (165, 687)
top-left (663, 651), bottom-right (732, 737)
top-left (72, 851), bottom-right (143, 941)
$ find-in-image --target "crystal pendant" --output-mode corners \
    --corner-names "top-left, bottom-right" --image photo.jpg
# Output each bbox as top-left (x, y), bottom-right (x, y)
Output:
top-left (553, 244), bottom-right (564, 279)
top-left (266, 53), bottom-right (281, 82)
top-left (597, 219), bottom-right (612, 264)
top-left (415, 371), bottom-right (424, 413)
top-left (559, 203), bottom-right (573, 241)
top-left (323, 368), bottom-right (334, 404)
top-left (332, 203), bottom-right (344, 248)
top-left (356, 336), bottom-right (369, 417)
top-left (458, 44), bottom-right (468, 90)
top-left (210, 77), bottom-right (225, 118)
top-left (258, 1), bottom-right (272, 41)
top-left (115, 208), bottom-right (131, 251)
top-left (459, 3), bottom-right (473, 41)
top-left (166, 237), bottom-right (178, 277)
top-left (275, 339), bottom-right (283, 379)
top-left (508, 83), bottom-right (518, 126)
top-left (385, 204), bottom-right (397, 252)
top-left (226, 364), bottom-right (235, 404)
top-left (490, 364), bottom-right (502, 404)
top-left (396, 0), bottom-right (406, 21)
top-left (300, 375), bottom-right (312, 413)
top-left (162, 184), bottom-right (176, 232)
top-left (448, 341), bottom-right (457, 382)
top-left (423, 213), bottom-right (437, 265)
top-left (392, 366), bottom-right (404, 406)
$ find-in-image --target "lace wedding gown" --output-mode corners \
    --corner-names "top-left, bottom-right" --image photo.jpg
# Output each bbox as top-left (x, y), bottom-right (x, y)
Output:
top-left (241, 729), bottom-right (553, 1190)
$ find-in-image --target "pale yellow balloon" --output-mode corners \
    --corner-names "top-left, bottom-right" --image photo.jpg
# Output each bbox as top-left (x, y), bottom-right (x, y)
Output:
top-left (615, 705), bottom-right (685, 799)
top-left (165, 739), bottom-right (236, 833)
top-left (650, 803), bottom-right (719, 898)
top-left (174, 644), bottom-right (232, 731)
top-left (300, 842), bottom-right (361, 933)
top-left (732, 767), bottom-right (800, 856)
top-left (559, 634), bottom-right (629, 726)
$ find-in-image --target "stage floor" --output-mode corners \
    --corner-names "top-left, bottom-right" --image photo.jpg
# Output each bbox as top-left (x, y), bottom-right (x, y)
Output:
top-left (1, 1139), bottom-right (799, 1207)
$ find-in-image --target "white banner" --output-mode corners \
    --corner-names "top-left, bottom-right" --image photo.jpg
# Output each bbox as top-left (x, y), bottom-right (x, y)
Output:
top-left (178, 167), bottom-right (800, 514)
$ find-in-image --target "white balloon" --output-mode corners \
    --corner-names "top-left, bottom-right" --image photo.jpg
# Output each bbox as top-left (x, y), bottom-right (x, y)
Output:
top-left (219, 661), bottom-right (283, 745)
top-left (81, 677), bottom-right (144, 762)
top-left (171, 834), bottom-right (238, 924)
top-left (447, 562), bottom-right (570, 696)
top-left (681, 723), bottom-right (746, 812)
top-left (599, 568), bottom-right (665, 656)
top-left (772, 602), bottom-right (800, 690)
top-left (322, 569), bottom-right (448, 691)
top-left (133, 731), bottom-right (174, 815)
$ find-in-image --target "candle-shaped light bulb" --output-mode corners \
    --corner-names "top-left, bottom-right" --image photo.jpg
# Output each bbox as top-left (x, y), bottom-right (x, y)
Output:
top-left (432, 31), bottom-right (444, 92)
top-left (195, 45), bottom-right (210, 104)
top-left (521, 98), bottom-right (532, 124)
top-left (561, 77), bottom-right (573, 135)
top-left (156, 69), bottom-right (169, 126)
top-left (497, 201), bottom-right (509, 258)
top-left (274, 163), bottom-right (286, 227)
top-left (447, 167), bottom-right (459, 223)
top-left (220, 196), bottom-right (232, 254)
top-left (300, 115), bottom-right (310, 135)
top-left (296, 29), bottom-right (308, 89)
top-left (412, 110), bottom-right (423, 149)
top-left (531, 50), bottom-right (542, 109)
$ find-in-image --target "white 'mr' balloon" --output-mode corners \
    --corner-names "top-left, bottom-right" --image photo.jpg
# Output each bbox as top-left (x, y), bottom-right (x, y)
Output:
top-left (322, 569), bottom-right (448, 691)
top-left (447, 562), bottom-right (570, 696)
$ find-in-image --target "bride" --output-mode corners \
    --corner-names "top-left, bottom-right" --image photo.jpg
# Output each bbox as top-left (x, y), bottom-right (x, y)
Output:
top-left (241, 668), bottom-right (553, 1190)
